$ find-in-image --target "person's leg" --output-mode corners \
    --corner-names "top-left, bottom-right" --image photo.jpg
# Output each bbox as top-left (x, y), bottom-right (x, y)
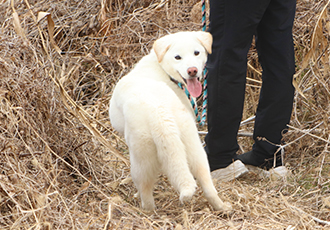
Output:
top-left (238, 0), bottom-right (296, 169)
top-left (206, 0), bottom-right (270, 171)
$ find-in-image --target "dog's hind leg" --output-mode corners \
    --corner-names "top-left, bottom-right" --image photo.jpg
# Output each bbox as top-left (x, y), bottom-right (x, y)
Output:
top-left (129, 142), bottom-right (159, 211)
top-left (184, 134), bottom-right (232, 212)
top-left (122, 101), bottom-right (161, 211)
top-left (157, 140), bottom-right (197, 203)
top-left (151, 111), bottom-right (197, 203)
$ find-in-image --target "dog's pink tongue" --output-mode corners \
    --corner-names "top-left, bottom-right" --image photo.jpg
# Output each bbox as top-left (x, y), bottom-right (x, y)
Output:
top-left (186, 78), bottom-right (202, 98)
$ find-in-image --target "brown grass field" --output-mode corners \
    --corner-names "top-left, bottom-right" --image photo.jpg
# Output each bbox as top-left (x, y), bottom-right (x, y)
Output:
top-left (0, 0), bottom-right (330, 229)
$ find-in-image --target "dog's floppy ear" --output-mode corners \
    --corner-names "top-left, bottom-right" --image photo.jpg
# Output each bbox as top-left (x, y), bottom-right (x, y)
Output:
top-left (153, 37), bottom-right (171, 63)
top-left (195, 31), bottom-right (213, 54)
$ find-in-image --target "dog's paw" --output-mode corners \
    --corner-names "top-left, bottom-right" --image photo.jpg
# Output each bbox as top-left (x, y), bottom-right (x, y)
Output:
top-left (141, 200), bottom-right (155, 212)
top-left (222, 202), bottom-right (232, 212)
top-left (179, 187), bottom-right (196, 203)
top-left (214, 201), bottom-right (232, 213)
top-left (134, 192), bottom-right (139, 198)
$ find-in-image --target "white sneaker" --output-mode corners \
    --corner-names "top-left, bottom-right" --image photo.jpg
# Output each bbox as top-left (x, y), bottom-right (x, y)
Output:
top-left (270, 166), bottom-right (290, 180)
top-left (246, 165), bottom-right (289, 180)
top-left (211, 160), bottom-right (249, 182)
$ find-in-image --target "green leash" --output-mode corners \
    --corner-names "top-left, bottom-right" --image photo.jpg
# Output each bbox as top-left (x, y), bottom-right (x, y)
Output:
top-left (169, 77), bottom-right (203, 125)
top-left (168, 1), bottom-right (208, 126)
top-left (201, 0), bottom-right (208, 126)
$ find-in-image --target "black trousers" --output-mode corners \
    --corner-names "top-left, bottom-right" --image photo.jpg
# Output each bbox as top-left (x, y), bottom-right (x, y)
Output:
top-left (205, 0), bottom-right (296, 170)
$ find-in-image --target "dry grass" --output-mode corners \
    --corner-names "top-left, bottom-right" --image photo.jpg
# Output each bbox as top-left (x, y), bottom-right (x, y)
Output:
top-left (0, 0), bottom-right (329, 229)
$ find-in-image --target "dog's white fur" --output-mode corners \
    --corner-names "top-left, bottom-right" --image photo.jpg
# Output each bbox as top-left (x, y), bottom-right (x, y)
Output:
top-left (109, 31), bottom-right (231, 212)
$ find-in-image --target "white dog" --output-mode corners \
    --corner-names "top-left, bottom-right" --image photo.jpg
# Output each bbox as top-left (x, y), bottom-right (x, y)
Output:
top-left (109, 31), bottom-right (231, 212)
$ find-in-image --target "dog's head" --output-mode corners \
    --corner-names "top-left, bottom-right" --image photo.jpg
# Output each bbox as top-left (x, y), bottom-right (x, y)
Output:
top-left (153, 31), bottom-right (212, 98)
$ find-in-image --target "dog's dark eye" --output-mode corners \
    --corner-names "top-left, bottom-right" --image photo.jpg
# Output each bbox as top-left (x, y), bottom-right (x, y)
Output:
top-left (194, 51), bottom-right (200, 56)
top-left (175, 55), bottom-right (182, 60)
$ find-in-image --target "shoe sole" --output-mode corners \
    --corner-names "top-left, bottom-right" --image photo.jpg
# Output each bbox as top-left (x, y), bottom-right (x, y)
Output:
top-left (211, 160), bottom-right (249, 182)
top-left (246, 165), bottom-right (289, 180)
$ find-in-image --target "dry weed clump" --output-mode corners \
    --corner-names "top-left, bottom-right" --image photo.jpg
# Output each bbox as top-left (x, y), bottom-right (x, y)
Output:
top-left (0, 0), bottom-right (330, 229)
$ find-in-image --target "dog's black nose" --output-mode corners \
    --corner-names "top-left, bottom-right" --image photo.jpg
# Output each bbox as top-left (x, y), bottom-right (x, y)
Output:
top-left (187, 67), bottom-right (198, 77)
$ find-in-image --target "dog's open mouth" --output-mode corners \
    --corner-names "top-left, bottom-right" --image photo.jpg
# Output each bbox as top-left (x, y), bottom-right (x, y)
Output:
top-left (175, 71), bottom-right (203, 98)
top-left (184, 76), bottom-right (202, 98)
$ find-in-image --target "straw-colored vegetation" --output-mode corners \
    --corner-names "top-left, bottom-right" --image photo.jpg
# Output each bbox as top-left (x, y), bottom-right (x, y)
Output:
top-left (0, 0), bottom-right (329, 229)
